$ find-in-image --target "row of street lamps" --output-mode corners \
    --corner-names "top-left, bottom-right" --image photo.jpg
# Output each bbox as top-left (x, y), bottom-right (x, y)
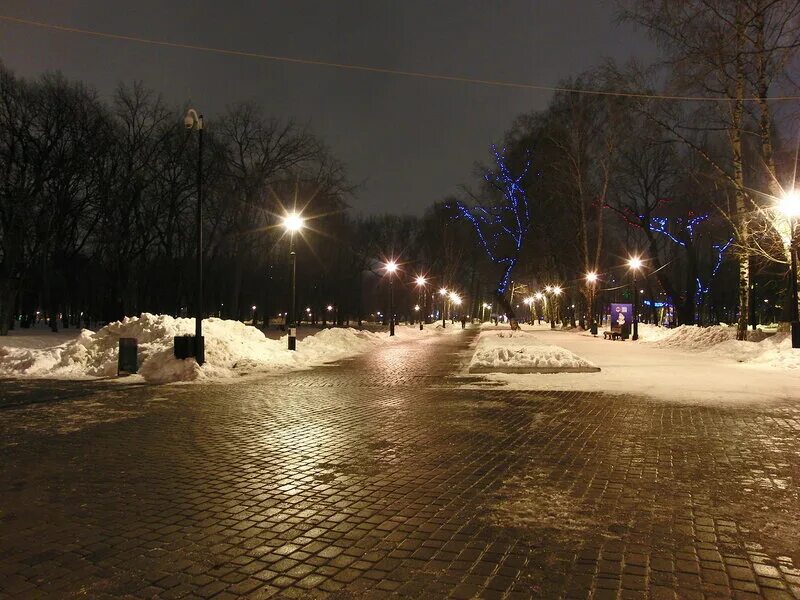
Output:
top-left (185, 105), bottom-right (799, 363)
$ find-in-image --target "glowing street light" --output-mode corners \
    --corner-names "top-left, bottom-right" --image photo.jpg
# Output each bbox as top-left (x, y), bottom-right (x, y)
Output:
top-left (627, 256), bottom-right (643, 341)
top-left (550, 285), bottom-right (563, 328)
top-left (415, 275), bottom-right (428, 330)
top-left (778, 191), bottom-right (800, 347)
top-left (384, 260), bottom-right (399, 336)
top-left (282, 212), bottom-right (304, 233)
top-left (586, 271), bottom-right (599, 334)
top-left (283, 211), bottom-right (305, 351)
top-left (439, 287), bottom-right (448, 327)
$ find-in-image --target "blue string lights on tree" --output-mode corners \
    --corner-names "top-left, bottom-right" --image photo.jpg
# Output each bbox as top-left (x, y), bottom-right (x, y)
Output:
top-left (645, 212), bottom-right (733, 305)
top-left (696, 238), bottom-right (733, 305)
top-left (451, 145), bottom-right (534, 319)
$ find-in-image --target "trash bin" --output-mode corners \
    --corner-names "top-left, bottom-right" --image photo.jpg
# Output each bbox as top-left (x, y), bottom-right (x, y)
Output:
top-left (118, 337), bottom-right (138, 375)
top-left (173, 334), bottom-right (195, 359)
top-left (590, 322), bottom-right (598, 336)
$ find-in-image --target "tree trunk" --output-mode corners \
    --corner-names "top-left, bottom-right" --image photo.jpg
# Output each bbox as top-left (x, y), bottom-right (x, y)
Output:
top-left (732, 12), bottom-right (750, 341)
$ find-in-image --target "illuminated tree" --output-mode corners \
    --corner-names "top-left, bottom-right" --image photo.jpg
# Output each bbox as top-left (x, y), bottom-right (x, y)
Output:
top-left (451, 146), bottom-right (534, 321)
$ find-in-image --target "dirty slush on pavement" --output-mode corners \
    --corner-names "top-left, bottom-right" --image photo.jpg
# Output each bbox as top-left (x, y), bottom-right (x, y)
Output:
top-left (1, 329), bottom-right (799, 599)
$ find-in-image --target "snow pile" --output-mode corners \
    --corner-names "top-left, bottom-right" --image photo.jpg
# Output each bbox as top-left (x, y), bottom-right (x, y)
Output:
top-left (704, 333), bottom-right (799, 370)
top-left (644, 324), bottom-right (735, 349)
top-left (469, 331), bottom-right (598, 373)
top-left (0, 313), bottom-right (418, 383)
top-left (636, 324), bottom-right (799, 370)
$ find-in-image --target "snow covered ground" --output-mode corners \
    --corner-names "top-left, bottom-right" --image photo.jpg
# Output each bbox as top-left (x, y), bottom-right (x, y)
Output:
top-left (472, 323), bottom-right (800, 404)
top-left (0, 314), bottom-right (458, 384)
top-left (469, 330), bottom-right (599, 373)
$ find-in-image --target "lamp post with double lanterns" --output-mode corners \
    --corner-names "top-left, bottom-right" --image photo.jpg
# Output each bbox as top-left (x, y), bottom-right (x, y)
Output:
top-left (184, 108), bottom-right (205, 365)
top-left (779, 191), bottom-right (800, 348)
top-left (384, 261), bottom-right (398, 336)
top-left (439, 288), bottom-right (448, 327)
top-left (283, 212), bottom-right (304, 350)
top-left (627, 257), bottom-right (643, 341)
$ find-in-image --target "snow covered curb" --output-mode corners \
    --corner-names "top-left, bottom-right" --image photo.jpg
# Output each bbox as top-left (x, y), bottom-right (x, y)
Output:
top-left (468, 331), bottom-right (599, 374)
top-left (0, 314), bottom-right (453, 384)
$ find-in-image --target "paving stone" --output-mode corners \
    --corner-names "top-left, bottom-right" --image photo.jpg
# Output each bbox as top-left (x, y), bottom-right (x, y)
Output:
top-left (1, 328), bottom-right (799, 599)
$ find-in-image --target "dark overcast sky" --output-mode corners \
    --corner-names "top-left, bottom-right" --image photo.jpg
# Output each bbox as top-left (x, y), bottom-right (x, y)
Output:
top-left (0, 1), bottom-right (658, 215)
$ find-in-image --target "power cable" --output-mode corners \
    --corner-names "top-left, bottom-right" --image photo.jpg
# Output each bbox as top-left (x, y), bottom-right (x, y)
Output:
top-left (4, 14), bottom-right (800, 102)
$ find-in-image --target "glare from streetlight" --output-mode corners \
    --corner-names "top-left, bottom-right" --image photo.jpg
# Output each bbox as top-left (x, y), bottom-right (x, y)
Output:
top-left (779, 190), bottom-right (800, 217)
top-left (326, 305), bottom-right (333, 311)
top-left (385, 260), bottom-right (398, 274)
top-left (483, 302), bottom-right (491, 309)
top-left (439, 287), bottom-right (448, 296)
top-left (534, 292), bottom-right (544, 301)
top-left (553, 286), bottom-right (562, 295)
top-left (450, 294), bottom-right (462, 305)
top-left (282, 212), bottom-right (304, 233)
top-left (545, 285), bottom-right (553, 293)
top-left (414, 304), bottom-right (420, 311)
top-left (628, 256), bottom-right (643, 270)
top-left (415, 275), bottom-right (427, 286)
top-left (586, 271), bottom-right (598, 283)
top-left (524, 296), bottom-right (533, 305)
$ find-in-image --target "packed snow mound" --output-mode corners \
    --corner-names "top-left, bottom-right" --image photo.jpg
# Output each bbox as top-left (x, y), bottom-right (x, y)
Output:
top-left (0, 313), bottom-right (397, 383)
top-left (645, 324), bottom-right (735, 349)
top-left (637, 324), bottom-right (799, 370)
top-left (469, 331), bottom-right (598, 373)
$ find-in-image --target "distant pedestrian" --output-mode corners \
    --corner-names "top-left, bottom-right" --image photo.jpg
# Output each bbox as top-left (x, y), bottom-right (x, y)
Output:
top-left (461, 316), bottom-right (466, 329)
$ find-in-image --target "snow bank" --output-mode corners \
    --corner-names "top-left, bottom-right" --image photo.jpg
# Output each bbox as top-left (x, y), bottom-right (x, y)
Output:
top-left (469, 331), bottom-right (598, 373)
top-left (637, 324), bottom-right (799, 371)
top-left (0, 314), bottom-right (441, 383)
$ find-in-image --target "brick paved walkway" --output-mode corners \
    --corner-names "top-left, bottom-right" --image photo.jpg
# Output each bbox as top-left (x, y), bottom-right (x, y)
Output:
top-left (1, 329), bottom-right (799, 599)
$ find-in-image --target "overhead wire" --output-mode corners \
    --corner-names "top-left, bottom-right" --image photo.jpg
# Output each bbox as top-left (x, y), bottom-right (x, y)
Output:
top-left (4, 14), bottom-right (800, 103)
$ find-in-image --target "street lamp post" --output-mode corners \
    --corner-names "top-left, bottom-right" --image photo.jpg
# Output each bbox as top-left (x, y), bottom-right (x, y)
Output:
top-left (415, 276), bottom-right (427, 330)
top-left (552, 286), bottom-right (562, 327)
top-left (184, 108), bottom-right (204, 365)
top-left (779, 192), bottom-right (800, 348)
top-left (385, 261), bottom-right (398, 336)
top-left (627, 257), bottom-right (643, 341)
top-left (439, 288), bottom-right (448, 328)
top-left (282, 212), bottom-right (304, 350)
top-left (586, 272), bottom-right (598, 335)
top-left (450, 292), bottom-right (462, 327)
top-left (534, 292), bottom-right (544, 325)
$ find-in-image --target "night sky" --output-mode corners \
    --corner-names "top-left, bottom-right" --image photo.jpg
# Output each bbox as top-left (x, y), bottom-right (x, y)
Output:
top-left (0, 1), bottom-right (658, 215)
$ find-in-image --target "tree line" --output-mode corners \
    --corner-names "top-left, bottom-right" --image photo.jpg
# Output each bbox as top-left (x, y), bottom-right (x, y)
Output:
top-left (3, 0), bottom-right (800, 337)
top-left (452, 0), bottom-right (800, 336)
top-left (0, 63), bottom-right (486, 334)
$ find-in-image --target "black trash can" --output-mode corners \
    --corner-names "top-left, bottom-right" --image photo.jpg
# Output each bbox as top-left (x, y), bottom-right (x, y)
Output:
top-left (174, 335), bottom-right (195, 359)
top-left (118, 337), bottom-right (139, 375)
